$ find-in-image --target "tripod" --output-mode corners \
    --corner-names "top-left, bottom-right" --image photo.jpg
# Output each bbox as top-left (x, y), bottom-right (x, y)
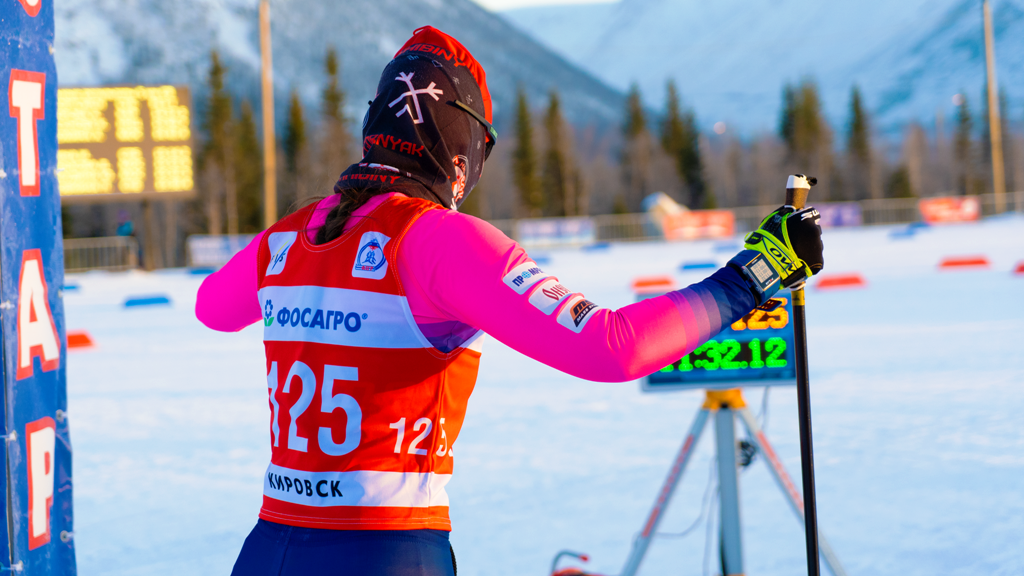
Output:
top-left (619, 389), bottom-right (848, 576)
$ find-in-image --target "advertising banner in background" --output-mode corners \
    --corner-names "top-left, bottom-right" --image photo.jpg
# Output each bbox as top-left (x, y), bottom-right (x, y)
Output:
top-left (186, 234), bottom-right (258, 268)
top-left (515, 217), bottom-right (595, 248)
top-left (815, 202), bottom-right (863, 228)
top-left (918, 196), bottom-right (980, 223)
top-left (662, 210), bottom-right (735, 240)
top-left (1, 1), bottom-right (77, 573)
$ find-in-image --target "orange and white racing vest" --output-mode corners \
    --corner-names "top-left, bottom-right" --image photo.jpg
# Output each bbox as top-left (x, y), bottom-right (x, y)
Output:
top-left (255, 195), bottom-right (482, 531)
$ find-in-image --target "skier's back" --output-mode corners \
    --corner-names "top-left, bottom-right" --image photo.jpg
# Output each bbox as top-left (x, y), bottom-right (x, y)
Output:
top-left (196, 26), bottom-right (824, 576)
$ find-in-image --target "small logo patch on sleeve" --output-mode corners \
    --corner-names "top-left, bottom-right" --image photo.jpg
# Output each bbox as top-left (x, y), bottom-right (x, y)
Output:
top-left (266, 232), bottom-right (298, 276)
top-left (352, 232), bottom-right (391, 280)
top-left (527, 278), bottom-right (572, 315)
top-left (556, 295), bottom-right (601, 333)
top-left (502, 262), bottom-right (551, 295)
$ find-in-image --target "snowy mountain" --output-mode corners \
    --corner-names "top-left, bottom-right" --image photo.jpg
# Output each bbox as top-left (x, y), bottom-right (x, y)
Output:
top-left (502, 0), bottom-right (1024, 135)
top-left (54, 0), bottom-right (625, 129)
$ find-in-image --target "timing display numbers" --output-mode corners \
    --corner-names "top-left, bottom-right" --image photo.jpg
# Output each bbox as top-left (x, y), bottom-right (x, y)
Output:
top-left (665, 337), bottom-right (789, 372)
top-left (56, 85), bottom-right (195, 201)
top-left (643, 292), bottom-right (797, 392)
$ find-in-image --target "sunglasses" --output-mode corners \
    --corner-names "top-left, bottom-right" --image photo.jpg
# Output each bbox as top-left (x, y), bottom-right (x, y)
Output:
top-left (449, 100), bottom-right (497, 160)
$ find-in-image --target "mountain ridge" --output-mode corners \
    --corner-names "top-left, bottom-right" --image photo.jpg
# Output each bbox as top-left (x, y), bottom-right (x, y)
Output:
top-left (55, 0), bottom-right (626, 130)
top-left (502, 0), bottom-right (1024, 136)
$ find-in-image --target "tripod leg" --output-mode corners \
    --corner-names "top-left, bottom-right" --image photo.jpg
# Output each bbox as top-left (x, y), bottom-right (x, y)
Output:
top-left (620, 408), bottom-right (711, 576)
top-left (736, 408), bottom-right (849, 576)
top-left (715, 407), bottom-right (743, 575)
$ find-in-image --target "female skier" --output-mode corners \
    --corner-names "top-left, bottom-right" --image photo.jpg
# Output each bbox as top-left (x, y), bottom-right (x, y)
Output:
top-left (196, 26), bottom-right (824, 576)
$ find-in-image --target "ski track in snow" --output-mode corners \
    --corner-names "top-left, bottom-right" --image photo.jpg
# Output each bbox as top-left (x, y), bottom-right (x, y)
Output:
top-left (64, 216), bottom-right (1024, 575)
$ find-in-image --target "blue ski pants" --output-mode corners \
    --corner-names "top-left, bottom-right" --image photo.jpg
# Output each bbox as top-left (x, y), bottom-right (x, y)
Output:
top-left (231, 519), bottom-right (456, 576)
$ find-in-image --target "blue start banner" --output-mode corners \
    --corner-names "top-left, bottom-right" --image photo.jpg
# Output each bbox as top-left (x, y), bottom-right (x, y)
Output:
top-left (1, 0), bottom-right (76, 574)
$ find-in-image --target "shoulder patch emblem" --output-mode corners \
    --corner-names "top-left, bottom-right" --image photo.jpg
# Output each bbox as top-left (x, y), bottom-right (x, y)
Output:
top-left (353, 231), bottom-right (391, 280)
top-left (266, 231), bottom-right (298, 276)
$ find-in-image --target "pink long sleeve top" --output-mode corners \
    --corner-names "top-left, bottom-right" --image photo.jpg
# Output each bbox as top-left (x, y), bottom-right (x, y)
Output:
top-left (196, 193), bottom-right (759, 382)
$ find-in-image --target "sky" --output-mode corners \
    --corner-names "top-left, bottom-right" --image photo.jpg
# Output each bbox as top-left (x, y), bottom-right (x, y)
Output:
top-left (471, 0), bottom-right (614, 11)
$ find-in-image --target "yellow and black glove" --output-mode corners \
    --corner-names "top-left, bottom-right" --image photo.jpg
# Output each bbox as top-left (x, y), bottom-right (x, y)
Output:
top-left (728, 206), bottom-right (824, 303)
top-left (746, 205), bottom-right (824, 288)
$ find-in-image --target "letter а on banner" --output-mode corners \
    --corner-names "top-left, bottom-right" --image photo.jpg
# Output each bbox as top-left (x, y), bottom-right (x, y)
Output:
top-left (26, 417), bottom-right (56, 550)
top-left (7, 70), bottom-right (46, 196)
top-left (17, 249), bottom-right (60, 380)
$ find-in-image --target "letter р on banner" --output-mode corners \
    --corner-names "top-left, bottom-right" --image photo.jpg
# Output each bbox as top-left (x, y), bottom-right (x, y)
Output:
top-left (1, 1), bottom-right (77, 574)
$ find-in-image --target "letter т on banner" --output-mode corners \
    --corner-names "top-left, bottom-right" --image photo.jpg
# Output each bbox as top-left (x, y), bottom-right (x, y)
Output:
top-left (1, 0), bottom-right (78, 574)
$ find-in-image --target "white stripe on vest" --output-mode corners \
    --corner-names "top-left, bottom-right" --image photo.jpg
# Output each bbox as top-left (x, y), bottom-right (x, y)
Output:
top-left (263, 464), bottom-right (451, 508)
top-left (258, 285), bottom-right (432, 349)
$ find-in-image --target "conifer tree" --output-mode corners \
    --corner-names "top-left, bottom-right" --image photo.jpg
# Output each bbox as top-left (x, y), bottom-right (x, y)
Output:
top-left (283, 90), bottom-right (308, 205)
top-left (320, 46), bottom-right (355, 179)
top-left (845, 85), bottom-right (872, 200)
top-left (285, 90), bottom-right (307, 173)
top-left (954, 94), bottom-right (974, 194)
top-left (660, 80), bottom-right (709, 208)
top-left (846, 86), bottom-right (870, 164)
top-left (323, 47), bottom-right (344, 123)
top-left (200, 51), bottom-right (236, 235)
top-left (778, 79), bottom-right (832, 198)
top-left (793, 81), bottom-right (825, 164)
top-left (661, 81), bottom-right (684, 159)
top-left (542, 90), bottom-right (569, 216)
top-left (779, 84), bottom-right (797, 148)
top-left (512, 87), bottom-right (542, 216)
top-left (235, 100), bottom-right (263, 232)
top-left (886, 166), bottom-right (913, 198)
top-left (621, 83), bottom-right (652, 211)
top-left (624, 83), bottom-right (647, 141)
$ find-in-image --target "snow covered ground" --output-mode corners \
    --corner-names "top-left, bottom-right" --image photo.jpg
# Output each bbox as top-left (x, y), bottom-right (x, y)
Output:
top-left (64, 216), bottom-right (1024, 576)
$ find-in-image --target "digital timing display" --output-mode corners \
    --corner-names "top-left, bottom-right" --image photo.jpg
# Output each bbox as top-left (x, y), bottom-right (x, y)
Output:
top-left (643, 292), bottom-right (796, 391)
top-left (57, 85), bottom-right (195, 201)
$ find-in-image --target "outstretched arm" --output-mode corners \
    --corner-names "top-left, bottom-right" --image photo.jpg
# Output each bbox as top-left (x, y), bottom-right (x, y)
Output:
top-left (399, 210), bottom-right (764, 383)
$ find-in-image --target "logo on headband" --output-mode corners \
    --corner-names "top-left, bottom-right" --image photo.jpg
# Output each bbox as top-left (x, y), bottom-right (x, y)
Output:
top-left (389, 71), bottom-right (443, 125)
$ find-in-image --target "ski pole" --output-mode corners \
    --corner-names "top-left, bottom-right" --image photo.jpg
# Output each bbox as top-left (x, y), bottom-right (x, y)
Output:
top-left (786, 175), bottom-right (821, 576)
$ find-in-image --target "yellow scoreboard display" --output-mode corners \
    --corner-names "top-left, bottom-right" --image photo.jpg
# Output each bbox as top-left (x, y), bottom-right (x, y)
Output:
top-left (57, 85), bottom-right (195, 201)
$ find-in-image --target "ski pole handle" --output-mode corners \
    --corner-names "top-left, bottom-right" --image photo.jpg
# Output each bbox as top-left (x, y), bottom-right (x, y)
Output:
top-left (786, 174), bottom-right (817, 210)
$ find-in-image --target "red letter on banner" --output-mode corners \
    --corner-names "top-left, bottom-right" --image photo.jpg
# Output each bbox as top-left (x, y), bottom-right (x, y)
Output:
top-left (26, 417), bottom-right (56, 550)
top-left (8, 70), bottom-right (46, 197)
top-left (16, 250), bottom-right (60, 380)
